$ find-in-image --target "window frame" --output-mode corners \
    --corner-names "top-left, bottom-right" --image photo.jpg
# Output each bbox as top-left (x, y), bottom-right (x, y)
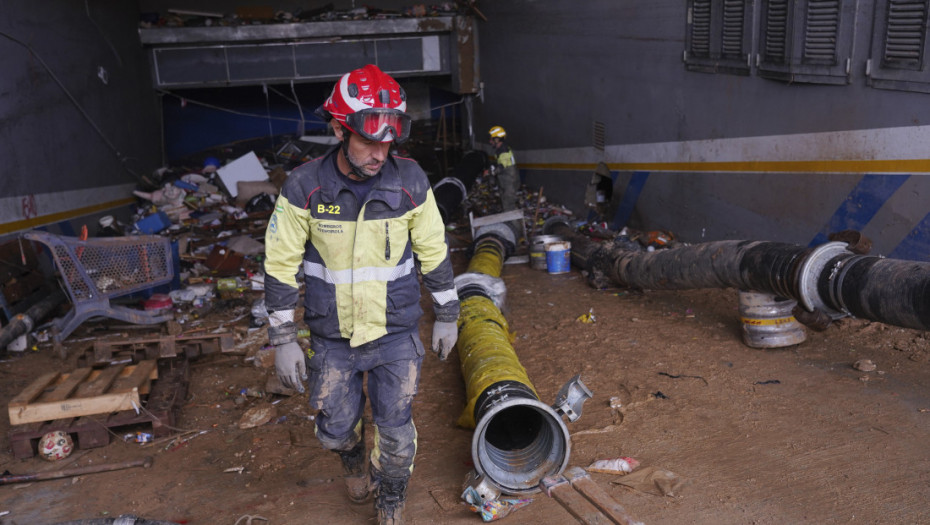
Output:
top-left (757, 0), bottom-right (856, 85)
top-left (684, 0), bottom-right (755, 75)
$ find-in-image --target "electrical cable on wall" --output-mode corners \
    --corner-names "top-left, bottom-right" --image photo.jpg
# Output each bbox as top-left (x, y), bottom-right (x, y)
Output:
top-left (0, 30), bottom-right (143, 184)
top-left (156, 89), bottom-right (321, 124)
top-left (262, 83), bottom-right (277, 162)
top-left (85, 0), bottom-right (122, 67)
top-left (289, 80), bottom-right (306, 137)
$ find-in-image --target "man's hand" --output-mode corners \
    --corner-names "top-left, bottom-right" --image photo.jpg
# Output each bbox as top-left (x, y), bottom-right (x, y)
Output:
top-left (431, 320), bottom-right (458, 361)
top-left (275, 341), bottom-right (307, 393)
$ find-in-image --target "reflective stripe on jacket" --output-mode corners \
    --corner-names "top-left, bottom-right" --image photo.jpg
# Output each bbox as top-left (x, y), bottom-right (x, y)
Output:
top-left (264, 146), bottom-right (459, 347)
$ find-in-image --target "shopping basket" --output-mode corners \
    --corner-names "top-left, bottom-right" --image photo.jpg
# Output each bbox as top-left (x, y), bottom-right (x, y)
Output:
top-left (23, 231), bottom-right (175, 343)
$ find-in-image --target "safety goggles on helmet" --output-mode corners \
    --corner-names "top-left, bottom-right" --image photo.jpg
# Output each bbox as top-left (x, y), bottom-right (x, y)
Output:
top-left (345, 108), bottom-right (411, 143)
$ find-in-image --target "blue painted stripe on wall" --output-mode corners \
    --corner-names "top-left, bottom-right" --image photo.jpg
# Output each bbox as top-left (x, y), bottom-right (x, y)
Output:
top-left (612, 171), bottom-right (650, 230)
top-left (809, 174), bottom-right (911, 247)
top-left (889, 212), bottom-right (930, 261)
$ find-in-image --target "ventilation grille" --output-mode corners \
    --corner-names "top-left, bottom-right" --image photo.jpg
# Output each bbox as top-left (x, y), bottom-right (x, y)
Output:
top-left (764, 0), bottom-right (790, 63)
top-left (803, 0), bottom-right (840, 62)
top-left (690, 0), bottom-right (712, 57)
top-left (722, 0), bottom-right (747, 58)
top-left (883, 0), bottom-right (929, 68)
top-left (593, 121), bottom-right (606, 151)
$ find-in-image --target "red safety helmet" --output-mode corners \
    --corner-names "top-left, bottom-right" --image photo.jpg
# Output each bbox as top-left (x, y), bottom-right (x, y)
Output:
top-left (319, 64), bottom-right (411, 143)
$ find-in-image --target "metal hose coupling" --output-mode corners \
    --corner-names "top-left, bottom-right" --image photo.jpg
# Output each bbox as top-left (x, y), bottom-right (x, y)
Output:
top-left (462, 375), bottom-right (592, 500)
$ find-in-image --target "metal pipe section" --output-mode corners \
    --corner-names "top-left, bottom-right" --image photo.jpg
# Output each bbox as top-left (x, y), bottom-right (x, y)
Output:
top-left (454, 225), bottom-right (578, 496)
top-left (543, 217), bottom-right (930, 331)
top-left (432, 150), bottom-right (487, 224)
top-left (0, 289), bottom-right (66, 350)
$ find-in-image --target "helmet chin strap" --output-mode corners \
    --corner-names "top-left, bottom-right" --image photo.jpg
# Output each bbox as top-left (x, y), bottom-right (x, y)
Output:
top-left (340, 136), bottom-right (374, 180)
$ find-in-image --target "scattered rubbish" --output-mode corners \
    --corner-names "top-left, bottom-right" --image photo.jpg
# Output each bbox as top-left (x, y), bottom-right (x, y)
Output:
top-left (239, 387), bottom-right (264, 398)
top-left (853, 359), bottom-right (877, 372)
top-left (163, 430), bottom-right (209, 452)
top-left (575, 309), bottom-right (596, 324)
top-left (587, 457), bottom-right (640, 475)
top-left (609, 466), bottom-right (686, 497)
top-left (658, 371), bottom-right (708, 386)
top-left (217, 151), bottom-right (268, 198)
top-left (238, 404), bottom-right (277, 429)
top-left (233, 515), bottom-right (269, 525)
top-left (0, 456), bottom-right (152, 486)
top-left (142, 293), bottom-right (174, 312)
top-left (462, 486), bottom-right (533, 522)
top-left (38, 431), bottom-right (74, 461)
top-left (652, 391), bottom-right (668, 399)
top-left (608, 396), bottom-right (623, 410)
top-left (123, 432), bottom-right (153, 444)
top-left (753, 379), bottom-right (781, 385)
top-left (224, 466), bottom-right (245, 474)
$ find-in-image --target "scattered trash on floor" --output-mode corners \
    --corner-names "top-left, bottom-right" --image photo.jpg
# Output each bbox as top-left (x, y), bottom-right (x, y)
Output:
top-left (609, 466), bottom-right (686, 497)
top-left (462, 486), bottom-right (533, 522)
top-left (587, 457), bottom-right (640, 475)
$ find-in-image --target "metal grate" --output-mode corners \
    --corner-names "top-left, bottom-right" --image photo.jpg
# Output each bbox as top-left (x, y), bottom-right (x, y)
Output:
top-left (690, 0), bottom-right (713, 57)
top-left (764, 0), bottom-right (791, 63)
top-left (883, 0), bottom-right (929, 68)
top-left (803, 0), bottom-right (841, 63)
top-left (593, 121), bottom-right (606, 151)
top-left (46, 236), bottom-right (173, 302)
top-left (722, 0), bottom-right (747, 58)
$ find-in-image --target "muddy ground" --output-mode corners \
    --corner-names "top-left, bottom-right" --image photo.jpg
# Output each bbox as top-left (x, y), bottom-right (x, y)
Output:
top-left (0, 239), bottom-right (929, 525)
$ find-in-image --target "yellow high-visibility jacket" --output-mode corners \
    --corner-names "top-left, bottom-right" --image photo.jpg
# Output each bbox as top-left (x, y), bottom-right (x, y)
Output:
top-left (264, 147), bottom-right (459, 348)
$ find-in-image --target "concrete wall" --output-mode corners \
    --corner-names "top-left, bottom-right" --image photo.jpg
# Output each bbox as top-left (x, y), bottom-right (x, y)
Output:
top-left (0, 1), bottom-right (161, 237)
top-left (475, 1), bottom-right (930, 259)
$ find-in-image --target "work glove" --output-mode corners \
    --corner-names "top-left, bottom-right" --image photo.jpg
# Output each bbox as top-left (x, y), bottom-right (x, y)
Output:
top-left (269, 321), bottom-right (306, 393)
top-left (274, 341), bottom-right (307, 393)
top-left (431, 320), bottom-right (458, 361)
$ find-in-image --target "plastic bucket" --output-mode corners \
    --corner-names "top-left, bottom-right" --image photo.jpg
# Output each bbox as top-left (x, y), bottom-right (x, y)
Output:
top-left (530, 235), bottom-right (562, 271)
top-left (546, 241), bottom-right (571, 274)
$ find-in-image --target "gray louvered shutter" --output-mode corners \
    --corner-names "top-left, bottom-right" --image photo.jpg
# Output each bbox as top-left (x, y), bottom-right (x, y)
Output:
top-left (722, 0), bottom-right (747, 58)
top-left (764, 0), bottom-right (792, 64)
top-left (691, 0), bottom-right (713, 58)
top-left (803, 0), bottom-right (840, 63)
top-left (883, 0), bottom-right (929, 68)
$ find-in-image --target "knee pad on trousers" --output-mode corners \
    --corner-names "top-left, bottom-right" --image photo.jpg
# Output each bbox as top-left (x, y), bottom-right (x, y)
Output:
top-left (371, 420), bottom-right (417, 478)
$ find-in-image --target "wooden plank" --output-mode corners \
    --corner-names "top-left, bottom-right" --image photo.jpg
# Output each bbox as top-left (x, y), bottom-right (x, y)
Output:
top-left (9, 389), bottom-right (141, 426)
top-left (8, 372), bottom-right (61, 409)
top-left (41, 367), bottom-right (93, 403)
top-left (540, 475), bottom-right (608, 525)
top-left (565, 467), bottom-right (642, 525)
top-left (74, 365), bottom-right (125, 398)
top-left (111, 360), bottom-right (158, 393)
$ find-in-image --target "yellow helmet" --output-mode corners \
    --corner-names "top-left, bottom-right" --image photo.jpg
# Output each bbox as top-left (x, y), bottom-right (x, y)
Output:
top-left (489, 125), bottom-right (507, 139)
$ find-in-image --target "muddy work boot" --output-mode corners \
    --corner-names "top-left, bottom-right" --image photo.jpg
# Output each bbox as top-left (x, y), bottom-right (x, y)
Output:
top-left (338, 442), bottom-right (370, 503)
top-left (375, 475), bottom-right (408, 525)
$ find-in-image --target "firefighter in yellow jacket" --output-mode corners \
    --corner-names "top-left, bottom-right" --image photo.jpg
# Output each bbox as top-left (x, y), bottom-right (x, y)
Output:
top-left (488, 125), bottom-right (518, 211)
top-left (264, 64), bottom-right (459, 525)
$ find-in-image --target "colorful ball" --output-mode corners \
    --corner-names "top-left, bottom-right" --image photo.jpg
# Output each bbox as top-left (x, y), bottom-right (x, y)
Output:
top-left (38, 430), bottom-right (74, 461)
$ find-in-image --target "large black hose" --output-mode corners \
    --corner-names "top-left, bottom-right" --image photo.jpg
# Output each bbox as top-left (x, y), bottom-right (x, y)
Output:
top-left (0, 289), bottom-right (66, 350)
top-left (433, 150), bottom-right (487, 224)
top-left (544, 218), bottom-right (930, 332)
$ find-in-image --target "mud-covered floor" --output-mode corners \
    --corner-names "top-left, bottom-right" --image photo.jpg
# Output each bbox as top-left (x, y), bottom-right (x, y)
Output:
top-left (0, 243), bottom-right (929, 525)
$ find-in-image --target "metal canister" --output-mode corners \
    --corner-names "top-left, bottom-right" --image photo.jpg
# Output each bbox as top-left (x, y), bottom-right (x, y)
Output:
top-left (738, 291), bottom-right (807, 349)
top-left (529, 235), bottom-right (562, 270)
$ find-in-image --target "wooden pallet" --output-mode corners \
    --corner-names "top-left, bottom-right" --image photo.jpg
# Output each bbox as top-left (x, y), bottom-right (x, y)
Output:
top-left (9, 361), bottom-right (158, 426)
top-left (8, 359), bottom-right (190, 458)
top-left (81, 331), bottom-right (235, 367)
